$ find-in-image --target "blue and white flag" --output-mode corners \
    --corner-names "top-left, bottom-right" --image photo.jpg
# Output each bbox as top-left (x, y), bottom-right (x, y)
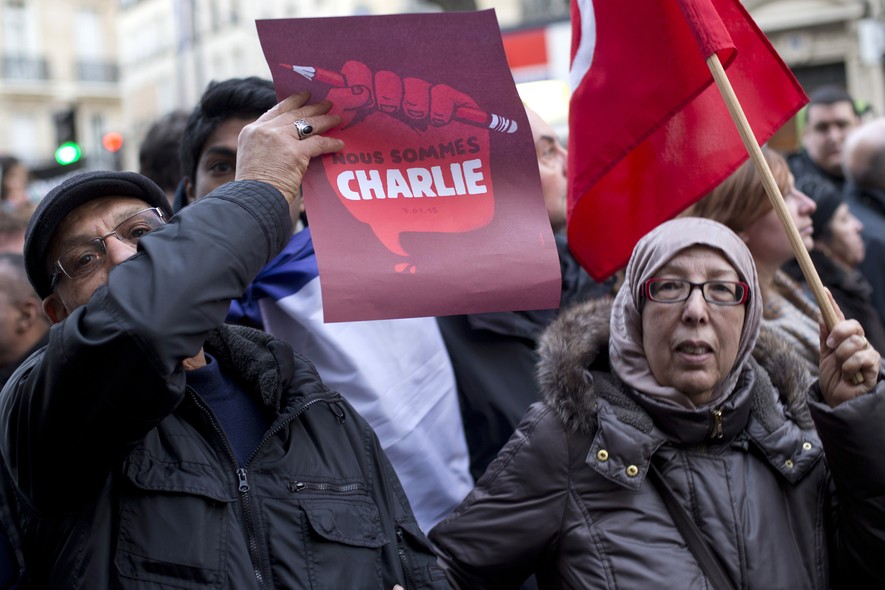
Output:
top-left (229, 228), bottom-right (473, 531)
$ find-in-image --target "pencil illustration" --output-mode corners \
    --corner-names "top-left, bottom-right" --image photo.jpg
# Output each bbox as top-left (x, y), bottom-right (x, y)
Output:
top-left (280, 63), bottom-right (519, 134)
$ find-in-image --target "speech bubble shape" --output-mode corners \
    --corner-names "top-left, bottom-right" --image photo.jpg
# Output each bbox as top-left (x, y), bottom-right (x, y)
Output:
top-left (321, 110), bottom-right (495, 257)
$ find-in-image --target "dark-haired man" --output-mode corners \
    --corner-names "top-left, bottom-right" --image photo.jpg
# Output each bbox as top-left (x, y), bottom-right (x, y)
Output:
top-left (176, 77), bottom-right (473, 533)
top-left (788, 85), bottom-right (861, 194)
top-left (138, 109), bottom-right (190, 205)
top-left (0, 93), bottom-right (445, 588)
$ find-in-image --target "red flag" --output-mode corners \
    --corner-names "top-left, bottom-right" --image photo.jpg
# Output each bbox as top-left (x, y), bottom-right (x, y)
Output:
top-left (567, 0), bottom-right (807, 280)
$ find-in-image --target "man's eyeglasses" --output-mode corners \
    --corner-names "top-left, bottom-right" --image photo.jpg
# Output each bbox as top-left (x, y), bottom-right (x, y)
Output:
top-left (644, 278), bottom-right (749, 306)
top-left (51, 207), bottom-right (166, 288)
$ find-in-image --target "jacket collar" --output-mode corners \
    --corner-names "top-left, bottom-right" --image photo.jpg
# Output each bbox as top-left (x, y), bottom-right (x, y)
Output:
top-left (809, 250), bottom-right (872, 299)
top-left (203, 324), bottom-right (331, 414)
top-left (537, 299), bottom-right (821, 489)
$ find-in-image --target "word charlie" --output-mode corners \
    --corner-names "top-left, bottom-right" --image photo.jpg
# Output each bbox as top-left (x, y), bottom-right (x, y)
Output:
top-left (336, 159), bottom-right (488, 200)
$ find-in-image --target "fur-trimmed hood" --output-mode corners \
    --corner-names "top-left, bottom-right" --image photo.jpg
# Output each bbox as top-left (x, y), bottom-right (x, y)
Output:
top-left (537, 298), bottom-right (815, 436)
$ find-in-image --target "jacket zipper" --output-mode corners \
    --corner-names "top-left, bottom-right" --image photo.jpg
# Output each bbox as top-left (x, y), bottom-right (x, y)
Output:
top-left (287, 480), bottom-right (366, 494)
top-left (248, 396), bottom-right (334, 457)
top-left (187, 389), bottom-right (267, 589)
top-left (396, 528), bottom-right (417, 590)
top-left (235, 467), bottom-right (265, 588)
top-left (710, 407), bottom-right (724, 439)
top-left (187, 390), bottom-right (340, 588)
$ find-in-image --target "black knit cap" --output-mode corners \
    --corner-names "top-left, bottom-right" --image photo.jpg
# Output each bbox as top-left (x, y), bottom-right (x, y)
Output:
top-left (25, 170), bottom-right (173, 299)
top-left (802, 178), bottom-right (843, 242)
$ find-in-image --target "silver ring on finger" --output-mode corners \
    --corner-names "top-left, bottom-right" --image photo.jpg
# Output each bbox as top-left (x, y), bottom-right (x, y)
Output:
top-left (294, 119), bottom-right (314, 140)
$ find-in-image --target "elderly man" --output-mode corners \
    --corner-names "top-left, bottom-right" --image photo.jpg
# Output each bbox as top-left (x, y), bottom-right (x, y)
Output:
top-left (0, 93), bottom-right (445, 589)
top-left (843, 117), bottom-right (885, 325)
top-left (788, 85), bottom-right (861, 194)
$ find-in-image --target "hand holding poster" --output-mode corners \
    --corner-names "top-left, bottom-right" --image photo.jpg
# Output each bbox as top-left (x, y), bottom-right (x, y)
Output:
top-left (257, 11), bottom-right (561, 322)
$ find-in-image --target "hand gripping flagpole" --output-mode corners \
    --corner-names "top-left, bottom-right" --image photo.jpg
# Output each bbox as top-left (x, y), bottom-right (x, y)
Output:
top-left (707, 53), bottom-right (864, 384)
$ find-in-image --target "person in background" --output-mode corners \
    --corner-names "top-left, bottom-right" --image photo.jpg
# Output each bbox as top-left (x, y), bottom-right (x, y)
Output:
top-left (138, 110), bottom-right (190, 206)
top-left (0, 252), bottom-right (46, 589)
top-left (685, 149), bottom-right (821, 374)
top-left (0, 253), bottom-right (49, 388)
top-left (783, 180), bottom-right (885, 353)
top-left (178, 76), bottom-right (473, 533)
top-left (842, 117), bottom-right (885, 323)
top-left (437, 106), bottom-right (613, 481)
top-left (0, 207), bottom-right (32, 254)
top-left (0, 92), bottom-right (444, 588)
top-left (429, 217), bottom-right (885, 589)
top-left (787, 85), bottom-right (861, 195)
top-left (0, 156), bottom-right (30, 211)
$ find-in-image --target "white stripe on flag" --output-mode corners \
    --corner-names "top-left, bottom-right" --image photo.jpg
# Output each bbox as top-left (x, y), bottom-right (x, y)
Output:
top-left (570, 0), bottom-right (598, 92)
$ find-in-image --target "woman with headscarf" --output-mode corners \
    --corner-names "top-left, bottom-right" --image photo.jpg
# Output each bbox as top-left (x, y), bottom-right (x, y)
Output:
top-left (684, 148), bottom-right (821, 375)
top-left (428, 217), bottom-right (885, 589)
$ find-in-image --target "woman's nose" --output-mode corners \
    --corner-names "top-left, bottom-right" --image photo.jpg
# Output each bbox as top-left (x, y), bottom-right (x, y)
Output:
top-left (853, 215), bottom-right (864, 232)
top-left (797, 190), bottom-right (816, 214)
top-left (681, 287), bottom-right (710, 322)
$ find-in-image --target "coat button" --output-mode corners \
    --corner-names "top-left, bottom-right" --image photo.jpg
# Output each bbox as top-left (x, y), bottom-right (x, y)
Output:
top-left (784, 459), bottom-right (794, 469)
top-left (597, 449), bottom-right (609, 462)
top-left (626, 465), bottom-right (639, 477)
top-left (802, 442), bottom-right (812, 451)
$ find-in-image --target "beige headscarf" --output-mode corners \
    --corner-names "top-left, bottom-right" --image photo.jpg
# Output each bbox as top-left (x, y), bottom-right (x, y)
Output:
top-left (609, 217), bottom-right (763, 408)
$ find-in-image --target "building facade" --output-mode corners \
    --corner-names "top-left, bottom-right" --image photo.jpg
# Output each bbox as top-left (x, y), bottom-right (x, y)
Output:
top-left (0, 0), bottom-right (122, 181)
top-left (1, 0), bottom-right (884, 180)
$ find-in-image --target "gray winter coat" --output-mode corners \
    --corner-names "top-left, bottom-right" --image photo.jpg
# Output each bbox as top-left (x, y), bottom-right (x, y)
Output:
top-left (429, 299), bottom-right (885, 589)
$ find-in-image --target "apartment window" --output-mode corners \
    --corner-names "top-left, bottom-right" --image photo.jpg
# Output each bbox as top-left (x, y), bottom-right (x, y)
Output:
top-left (209, 0), bottom-right (220, 31)
top-left (3, 0), bottom-right (38, 54)
top-left (8, 114), bottom-right (38, 162)
top-left (2, 1), bottom-right (46, 80)
top-left (76, 9), bottom-right (104, 59)
top-left (76, 8), bottom-right (117, 81)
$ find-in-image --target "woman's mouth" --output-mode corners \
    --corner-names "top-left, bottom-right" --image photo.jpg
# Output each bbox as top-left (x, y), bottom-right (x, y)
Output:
top-left (676, 342), bottom-right (713, 363)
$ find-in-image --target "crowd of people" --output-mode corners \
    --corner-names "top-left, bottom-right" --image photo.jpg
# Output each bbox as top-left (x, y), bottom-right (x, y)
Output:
top-left (0, 78), bottom-right (883, 589)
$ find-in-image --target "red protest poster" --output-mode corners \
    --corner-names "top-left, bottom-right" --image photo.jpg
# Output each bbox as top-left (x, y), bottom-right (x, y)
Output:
top-left (257, 10), bottom-right (561, 322)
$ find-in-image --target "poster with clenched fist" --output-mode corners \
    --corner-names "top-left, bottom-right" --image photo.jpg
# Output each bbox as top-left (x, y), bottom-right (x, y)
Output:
top-left (257, 10), bottom-right (561, 322)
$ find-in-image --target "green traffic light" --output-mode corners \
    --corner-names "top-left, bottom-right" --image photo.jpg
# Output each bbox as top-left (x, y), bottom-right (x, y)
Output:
top-left (55, 141), bottom-right (82, 165)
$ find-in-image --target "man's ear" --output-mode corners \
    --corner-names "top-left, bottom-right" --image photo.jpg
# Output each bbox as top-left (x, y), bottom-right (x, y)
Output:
top-left (16, 298), bottom-right (46, 332)
top-left (42, 294), bottom-right (69, 325)
top-left (184, 177), bottom-right (195, 205)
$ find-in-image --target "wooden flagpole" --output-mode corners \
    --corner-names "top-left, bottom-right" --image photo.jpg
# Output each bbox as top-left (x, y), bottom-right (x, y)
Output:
top-left (706, 53), bottom-right (863, 383)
